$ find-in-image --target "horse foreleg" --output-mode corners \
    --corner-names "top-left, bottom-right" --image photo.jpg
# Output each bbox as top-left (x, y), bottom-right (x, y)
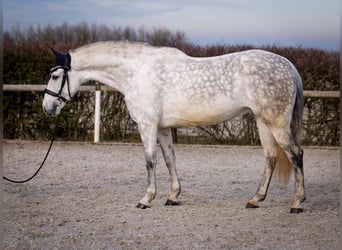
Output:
top-left (158, 128), bottom-right (181, 206)
top-left (136, 123), bottom-right (158, 209)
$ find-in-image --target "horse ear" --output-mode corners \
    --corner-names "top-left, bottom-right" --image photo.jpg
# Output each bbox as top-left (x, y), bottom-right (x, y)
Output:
top-left (49, 47), bottom-right (71, 68)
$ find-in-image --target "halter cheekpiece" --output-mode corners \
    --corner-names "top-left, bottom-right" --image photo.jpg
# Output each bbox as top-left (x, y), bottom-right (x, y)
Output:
top-left (44, 48), bottom-right (73, 103)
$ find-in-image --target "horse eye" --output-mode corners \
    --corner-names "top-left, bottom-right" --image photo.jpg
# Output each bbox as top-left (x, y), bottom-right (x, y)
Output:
top-left (52, 75), bottom-right (59, 80)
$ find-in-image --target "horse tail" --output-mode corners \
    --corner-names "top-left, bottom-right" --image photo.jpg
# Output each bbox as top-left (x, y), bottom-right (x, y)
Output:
top-left (274, 66), bottom-right (303, 185)
top-left (290, 68), bottom-right (304, 146)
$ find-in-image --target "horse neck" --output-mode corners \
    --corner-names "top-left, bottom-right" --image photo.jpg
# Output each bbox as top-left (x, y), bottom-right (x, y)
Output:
top-left (71, 47), bottom-right (140, 94)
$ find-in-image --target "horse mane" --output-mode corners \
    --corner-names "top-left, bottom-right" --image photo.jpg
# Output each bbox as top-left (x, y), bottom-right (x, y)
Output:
top-left (69, 40), bottom-right (185, 58)
top-left (70, 41), bottom-right (154, 53)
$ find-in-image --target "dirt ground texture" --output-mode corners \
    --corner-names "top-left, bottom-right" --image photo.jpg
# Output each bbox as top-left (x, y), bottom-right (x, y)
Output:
top-left (3, 140), bottom-right (340, 249)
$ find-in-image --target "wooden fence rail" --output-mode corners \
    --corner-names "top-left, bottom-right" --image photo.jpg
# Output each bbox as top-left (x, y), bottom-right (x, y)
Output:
top-left (3, 84), bottom-right (340, 98)
top-left (3, 84), bottom-right (340, 143)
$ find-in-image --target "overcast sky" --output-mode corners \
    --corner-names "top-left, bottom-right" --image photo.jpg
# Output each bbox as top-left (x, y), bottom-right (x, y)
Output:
top-left (3, 0), bottom-right (340, 50)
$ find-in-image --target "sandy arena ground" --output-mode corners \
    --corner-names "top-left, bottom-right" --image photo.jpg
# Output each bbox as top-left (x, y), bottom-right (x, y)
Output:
top-left (3, 140), bottom-right (340, 249)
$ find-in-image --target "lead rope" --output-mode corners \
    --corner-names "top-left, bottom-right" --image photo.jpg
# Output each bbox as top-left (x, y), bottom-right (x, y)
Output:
top-left (3, 115), bottom-right (60, 183)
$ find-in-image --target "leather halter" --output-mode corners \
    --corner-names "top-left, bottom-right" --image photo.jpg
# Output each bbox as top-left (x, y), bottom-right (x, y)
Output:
top-left (44, 65), bottom-right (73, 103)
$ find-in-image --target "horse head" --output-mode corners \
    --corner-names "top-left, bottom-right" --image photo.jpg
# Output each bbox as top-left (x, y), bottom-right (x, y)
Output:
top-left (43, 48), bottom-right (78, 116)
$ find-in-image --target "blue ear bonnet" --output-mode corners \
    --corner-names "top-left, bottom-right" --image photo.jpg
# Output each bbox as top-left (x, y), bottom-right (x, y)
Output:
top-left (50, 47), bottom-right (71, 69)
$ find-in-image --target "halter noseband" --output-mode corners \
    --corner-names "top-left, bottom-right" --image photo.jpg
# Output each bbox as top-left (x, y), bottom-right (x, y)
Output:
top-left (44, 65), bottom-right (73, 103)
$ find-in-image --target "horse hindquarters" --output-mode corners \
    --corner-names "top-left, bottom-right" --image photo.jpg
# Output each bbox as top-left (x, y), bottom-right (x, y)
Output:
top-left (270, 77), bottom-right (305, 213)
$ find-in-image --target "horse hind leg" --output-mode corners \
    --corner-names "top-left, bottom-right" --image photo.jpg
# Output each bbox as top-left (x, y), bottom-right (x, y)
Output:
top-left (246, 119), bottom-right (278, 209)
top-left (269, 126), bottom-right (305, 213)
top-left (158, 128), bottom-right (181, 206)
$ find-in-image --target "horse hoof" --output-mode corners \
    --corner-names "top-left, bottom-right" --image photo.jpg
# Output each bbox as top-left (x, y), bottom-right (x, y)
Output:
top-left (136, 203), bottom-right (150, 209)
top-left (246, 202), bottom-right (259, 209)
top-left (290, 207), bottom-right (304, 213)
top-left (165, 199), bottom-right (180, 206)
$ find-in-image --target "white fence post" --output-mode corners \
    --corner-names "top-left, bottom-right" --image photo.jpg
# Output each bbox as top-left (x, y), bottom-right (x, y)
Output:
top-left (94, 83), bottom-right (101, 143)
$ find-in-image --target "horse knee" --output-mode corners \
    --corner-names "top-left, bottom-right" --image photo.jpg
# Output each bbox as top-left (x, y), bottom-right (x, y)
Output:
top-left (145, 150), bottom-right (157, 168)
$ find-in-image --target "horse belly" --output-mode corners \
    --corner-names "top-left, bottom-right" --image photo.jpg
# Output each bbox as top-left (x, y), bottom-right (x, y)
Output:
top-left (159, 99), bottom-right (249, 128)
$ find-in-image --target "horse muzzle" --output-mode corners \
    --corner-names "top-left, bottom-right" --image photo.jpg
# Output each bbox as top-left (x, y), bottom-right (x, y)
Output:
top-left (42, 99), bottom-right (64, 116)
